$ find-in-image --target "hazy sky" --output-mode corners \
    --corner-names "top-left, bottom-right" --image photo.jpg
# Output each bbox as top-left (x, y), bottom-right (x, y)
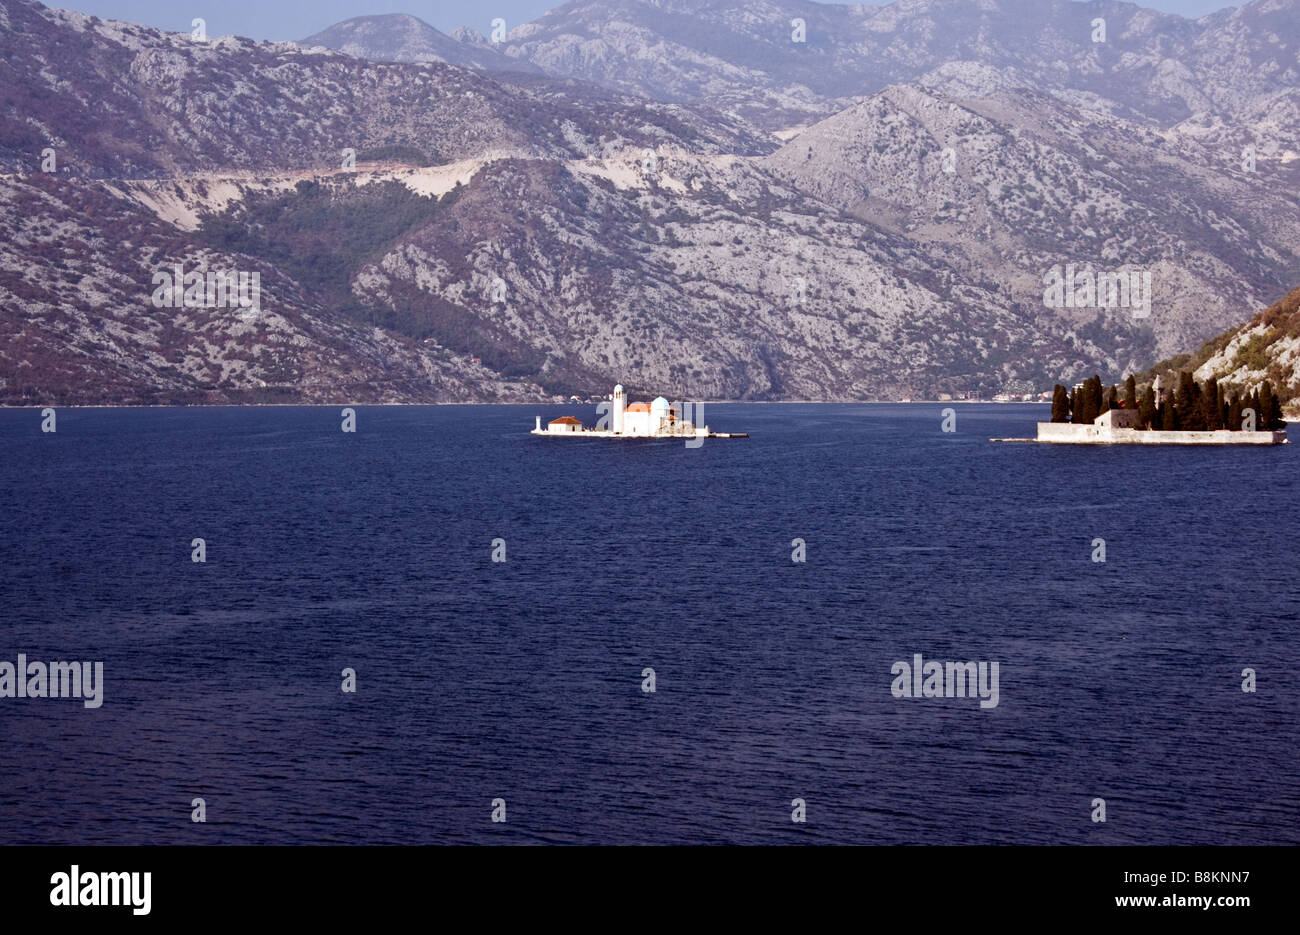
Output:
top-left (55, 0), bottom-right (1245, 42)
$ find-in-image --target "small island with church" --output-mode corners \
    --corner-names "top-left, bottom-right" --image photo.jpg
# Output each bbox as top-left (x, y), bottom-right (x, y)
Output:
top-left (996, 371), bottom-right (1288, 445)
top-left (532, 384), bottom-right (748, 439)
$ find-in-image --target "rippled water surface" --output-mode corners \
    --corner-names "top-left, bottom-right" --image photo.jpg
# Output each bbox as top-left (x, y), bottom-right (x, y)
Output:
top-left (2, 404), bottom-right (1297, 844)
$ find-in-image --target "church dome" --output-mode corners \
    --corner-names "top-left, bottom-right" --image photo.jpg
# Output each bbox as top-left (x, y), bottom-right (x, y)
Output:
top-left (651, 396), bottom-right (670, 412)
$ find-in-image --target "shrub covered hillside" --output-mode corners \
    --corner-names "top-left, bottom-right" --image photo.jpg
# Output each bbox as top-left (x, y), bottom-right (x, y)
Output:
top-left (1137, 286), bottom-right (1300, 419)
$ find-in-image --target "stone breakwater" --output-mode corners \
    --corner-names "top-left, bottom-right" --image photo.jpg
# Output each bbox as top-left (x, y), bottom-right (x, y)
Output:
top-left (1028, 423), bottom-right (1288, 445)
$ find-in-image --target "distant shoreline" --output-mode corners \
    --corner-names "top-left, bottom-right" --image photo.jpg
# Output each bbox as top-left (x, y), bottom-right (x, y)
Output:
top-left (0, 400), bottom-right (1054, 410)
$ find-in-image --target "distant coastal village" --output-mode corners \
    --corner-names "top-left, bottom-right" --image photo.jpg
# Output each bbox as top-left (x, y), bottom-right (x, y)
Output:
top-left (542, 388), bottom-right (1052, 406)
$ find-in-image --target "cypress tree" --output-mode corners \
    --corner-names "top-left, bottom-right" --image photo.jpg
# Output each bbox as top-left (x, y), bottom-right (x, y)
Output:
top-left (1179, 372), bottom-right (1206, 430)
top-left (1249, 389), bottom-right (1262, 430)
top-left (1176, 371), bottom-right (1195, 417)
top-left (1124, 375), bottom-right (1137, 409)
top-left (1261, 381), bottom-right (1283, 431)
top-left (1203, 376), bottom-right (1223, 430)
top-left (1138, 385), bottom-right (1156, 430)
top-left (1051, 385), bottom-right (1070, 423)
top-left (1162, 395), bottom-right (1177, 430)
top-left (1085, 376), bottom-right (1103, 423)
top-left (1228, 393), bottom-right (1242, 432)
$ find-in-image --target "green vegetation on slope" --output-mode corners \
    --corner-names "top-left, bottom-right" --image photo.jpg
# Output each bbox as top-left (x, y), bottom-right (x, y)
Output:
top-left (1135, 285), bottom-right (1300, 412)
top-left (197, 177), bottom-right (457, 339)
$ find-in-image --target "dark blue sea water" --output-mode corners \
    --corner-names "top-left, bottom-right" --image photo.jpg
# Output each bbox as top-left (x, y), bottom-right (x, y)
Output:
top-left (1, 403), bottom-right (1297, 845)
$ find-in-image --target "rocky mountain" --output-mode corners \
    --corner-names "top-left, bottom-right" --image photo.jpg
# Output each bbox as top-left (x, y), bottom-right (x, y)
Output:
top-left (0, 0), bottom-right (746, 403)
top-left (0, 170), bottom-right (536, 405)
top-left (3, 143), bottom-right (1131, 404)
top-left (299, 13), bottom-right (541, 74)
top-left (305, 0), bottom-right (1300, 132)
top-left (332, 152), bottom-right (1111, 400)
top-left (3, 0), bottom-right (1299, 405)
top-left (0, 0), bottom-right (768, 178)
top-left (760, 84), bottom-right (1300, 363)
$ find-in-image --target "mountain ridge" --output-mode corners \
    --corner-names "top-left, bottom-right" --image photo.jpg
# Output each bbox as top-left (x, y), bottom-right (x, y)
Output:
top-left (300, 0), bottom-right (1300, 132)
top-left (2, 0), bottom-right (1298, 405)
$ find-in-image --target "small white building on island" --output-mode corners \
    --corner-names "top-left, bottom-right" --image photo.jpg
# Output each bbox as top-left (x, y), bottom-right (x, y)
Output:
top-left (545, 416), bottom-right (583, 433)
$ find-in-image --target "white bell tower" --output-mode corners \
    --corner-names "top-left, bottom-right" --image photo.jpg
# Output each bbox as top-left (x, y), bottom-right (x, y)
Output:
top-left (612, 384), bottom-right (626, 434)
